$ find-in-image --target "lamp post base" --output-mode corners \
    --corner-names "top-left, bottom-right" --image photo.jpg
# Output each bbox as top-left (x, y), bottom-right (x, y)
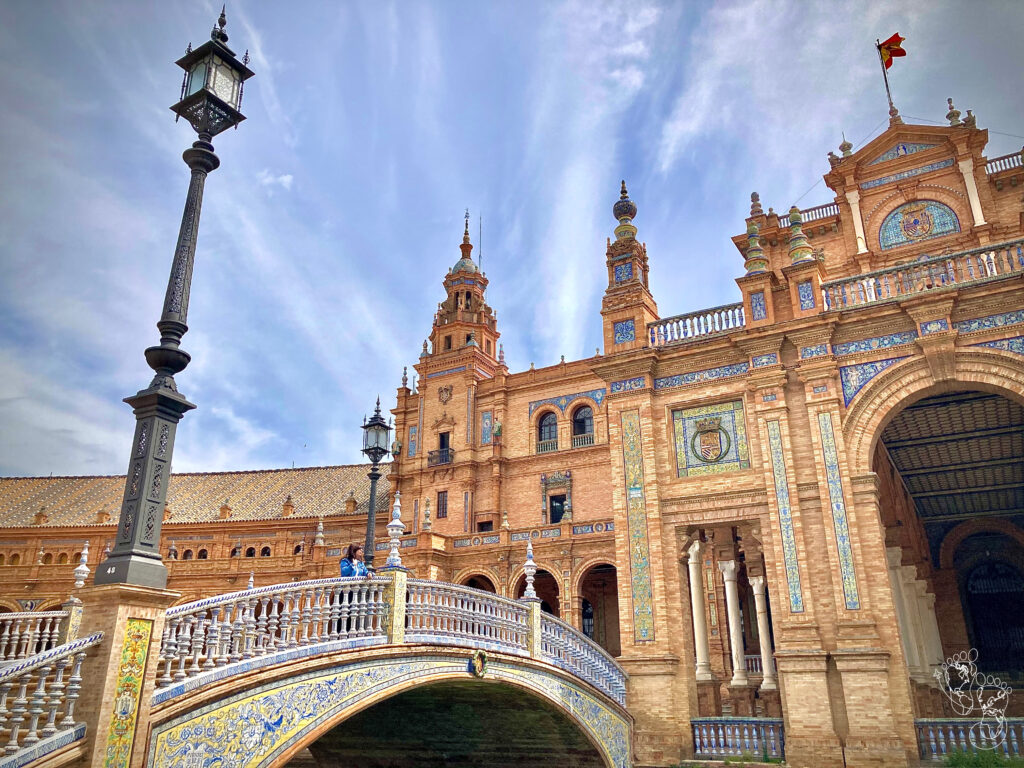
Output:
top-left (93, 553), bottom-right (169, 589)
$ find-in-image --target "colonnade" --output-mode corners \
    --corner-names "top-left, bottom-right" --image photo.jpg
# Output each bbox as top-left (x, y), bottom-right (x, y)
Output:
top-left (886, 547), bottom-right (945, 683)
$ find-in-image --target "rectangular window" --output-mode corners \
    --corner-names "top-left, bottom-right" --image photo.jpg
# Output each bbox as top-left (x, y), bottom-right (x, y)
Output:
top-left (439, 431), bottom-right (450, 450)
top-left (444, 335), bottom-right (452, 350)
top-left (549, 494), bottom-right (567, 524)
top-left (477, 521), bottom-right (493, 532)
top-left (437, 491), bottom-right (448, 519)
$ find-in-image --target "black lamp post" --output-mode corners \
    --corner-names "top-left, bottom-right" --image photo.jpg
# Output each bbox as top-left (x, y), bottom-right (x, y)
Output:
top-left (95, 10), bottom-right (254, 588)
top-left (361, 398), bottom-right (391, 573)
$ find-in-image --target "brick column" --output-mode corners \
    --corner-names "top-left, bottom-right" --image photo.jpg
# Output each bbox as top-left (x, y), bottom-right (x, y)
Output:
top-left (75, 584), bottom-right (177, 768)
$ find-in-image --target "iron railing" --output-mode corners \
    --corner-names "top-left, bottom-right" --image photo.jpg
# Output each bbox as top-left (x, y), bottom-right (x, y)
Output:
top-left (427, 448), bottom-right (453, 466)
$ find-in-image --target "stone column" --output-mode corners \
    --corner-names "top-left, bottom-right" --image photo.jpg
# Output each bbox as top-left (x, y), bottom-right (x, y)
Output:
top-left (718, 560), bottom-right (748, 687)
top-left (916, 582), bottom-right (943, 675)
top-left (748, 576), bottom-right (777, 690)
top-left (686, 540), bottom-right (713, 681)
top-left (845, 189), bottom-right (869, 253)
top-left (900, 564), bottom-right (932, 683)
top-left (958, 158), bottom-right (987, 225)
top-left (886, 548), bottom-right (924, 679)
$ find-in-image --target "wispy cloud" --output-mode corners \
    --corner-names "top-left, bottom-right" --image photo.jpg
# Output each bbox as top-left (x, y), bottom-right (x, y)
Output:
top-left (256, 169), bottom-right (294, 192)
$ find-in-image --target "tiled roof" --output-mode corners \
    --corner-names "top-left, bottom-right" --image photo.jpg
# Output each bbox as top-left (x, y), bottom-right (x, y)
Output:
top-left (0, 464), bottom-right (393, 528)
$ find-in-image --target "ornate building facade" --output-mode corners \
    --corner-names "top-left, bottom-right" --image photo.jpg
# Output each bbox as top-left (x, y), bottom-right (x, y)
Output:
top-left (2, 107), bottom-right (1023, 767)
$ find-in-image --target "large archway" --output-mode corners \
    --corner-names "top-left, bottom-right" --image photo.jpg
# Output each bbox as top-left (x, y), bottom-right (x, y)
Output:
top-left (577, 563), bottom-right (620, 657)
top-left (293, 680), bottom-right (608, 767)
top-left (514, 570), bottom-right (560, 616)
top-left (870, 387), bottom-right (1024, 711)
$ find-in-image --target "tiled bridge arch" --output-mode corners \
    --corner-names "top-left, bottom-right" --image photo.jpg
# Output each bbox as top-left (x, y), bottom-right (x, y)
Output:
top-left (145, 572), bottom-right (631, 768)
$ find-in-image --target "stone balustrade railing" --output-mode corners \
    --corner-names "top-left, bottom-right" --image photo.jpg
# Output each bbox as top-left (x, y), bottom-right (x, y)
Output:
top-left (154, 575), bottom-right (627, 709)
top-left (801, 201), bottom-right (841, 222)
top-left (744, 654), bottom-right (763, 675)
top-left (0, 632), bottom-right (102, 765)
top-left (691, 717), bottom-right (785, 761)
top-left (540, 613), bottom-right (626, 705)
top-left (648, 302), bottom-right (745, 348)
top-left (986, 151), bottom-right (1023, 175)
top-left (822, 238), bottom-right (1024, 311)
top-left (405, 580), bottom-right (530, 655)
top-left (157, 576), bottom-right (390, 687)
top-left (0, 612), bottom-right (69, 664)
top-left (916, 718), bottom-right (1024, 761)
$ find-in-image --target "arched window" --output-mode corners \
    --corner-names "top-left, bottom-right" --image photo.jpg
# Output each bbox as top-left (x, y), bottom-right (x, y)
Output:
top-left (230, 547), bottom-right (240, 558)
top-left (571, 406), bottom-right (594, 447)
top-left (72, 551), bottom-right (81, 563)
top-left (197, 549), bottom-right (208, 560)
top-left (293, 544), bottom-right (304, 555)
top-left (879, 200), bottom-right (960, 250)
top-left (9, 554), bottom-right (19, 566)
top-left (182, 549), bottom-right (194, 561)
top-left (58, 553), bottom-right (69, 565)
top-left (538, 412), bottom-right (558, 453)
top-left (245, 547), bottom-right (256, 558)
top-left (42, 553), bottom-right (53, 565)
top-left (0, 554), bottom-right (5, 566)
top-left (260, 546), bottom-right (272, 557)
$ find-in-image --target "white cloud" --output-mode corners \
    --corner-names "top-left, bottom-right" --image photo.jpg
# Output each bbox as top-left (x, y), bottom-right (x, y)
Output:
top-left (256, 169), bottom-right (294, 192)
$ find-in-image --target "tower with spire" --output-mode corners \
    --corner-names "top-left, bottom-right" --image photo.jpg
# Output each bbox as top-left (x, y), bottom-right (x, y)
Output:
top-left (424, 210), bottom-right (500, 363)
top-left (601, 181), bottom-right (659, 351)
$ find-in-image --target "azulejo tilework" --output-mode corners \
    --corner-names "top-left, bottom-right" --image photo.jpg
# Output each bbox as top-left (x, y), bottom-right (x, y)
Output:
top-left (833, 330), bottom-right (918, 356)
top-left (800, 344), bottom-right (829, 359)
top-left (149, 656), bottom-right (631, 768)
top-left (816, 412), bottom-right (860, 610)
top-left (480, 411), bottom-right (492, 445)
top-left (920, 318), bottom-right (950, 335)
top-left (868, 142), bottom-right (938, 165)
top-left (407, 426), bottom-right (417, 458)
top-left (860, 158), bottom-right (954, 190)
top-left (762, 393), bottom-right (777, 402)
top-left (766, 421), bottom-right (804, 613)
top-left (613, 319), bottom-right (635, 344)
top-left (653, 362), bottom-right (749, 390)
top-left (954, 309), bottom-right (1024, 334)
top-left (614, 263), bottom-right (633, 283)
top-left (528, 388), bottom-right (607, 416)
top-left (610, 376), bottom-right (645, 393)
top-left (797, 281), bottom-right (816, 310)
top-left (104, 617), bottom-right (153, 768)
top-left (426, 365), bottom-right (467, 379)
top-left (972, 336), bottom-right (1024, 356)
top-left (752, 353), bottom-right (778, 368)
top-left (750, 291), bottom-right (767, 321)
top-left (672, 400), bottom-right (750, 478)
top-left (879, 200), bottom-right (960, 250)
top-left (839, 356), bottom-right (908, 406)
top-left (620, 410), bottom-right (655, 643)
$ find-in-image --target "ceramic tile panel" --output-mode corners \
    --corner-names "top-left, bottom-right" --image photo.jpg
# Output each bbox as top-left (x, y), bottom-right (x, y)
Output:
top-left (672, 400), bottom-right (750, 477)
top-left (817, 412), bottom-right (860, 610)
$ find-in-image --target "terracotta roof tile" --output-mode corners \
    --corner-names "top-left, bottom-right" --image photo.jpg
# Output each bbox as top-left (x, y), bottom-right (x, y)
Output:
top-left (0, 464), bottom-right (393, 528)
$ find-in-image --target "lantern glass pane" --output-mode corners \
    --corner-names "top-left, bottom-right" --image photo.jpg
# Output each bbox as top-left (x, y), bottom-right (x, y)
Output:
top-left (187, 61), bottom-right (207, 97)
top-left (371, 425), bottom-right (388, 450)
top-left (212, 62), bottom-right (237, 107)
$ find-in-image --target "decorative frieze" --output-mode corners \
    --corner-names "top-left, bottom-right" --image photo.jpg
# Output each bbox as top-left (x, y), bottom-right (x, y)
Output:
top-left (955, 309), bottom-right (1024, 334)
top-left (752, 353), bottom-right (778, 368)
top-left (860, 158), bottom-right (954, 190)
top-left (919, 319), bottom-right (949, 335)
top-left (972, 336), bottom-right (1024, 356)
top-left (833, 330), bottom-right (917, 356)
top-left (610, 376), bottom-right (645, 394)
top-left (800, 344), bottom-right (829, 359)
top-left (839, 357), bottom-right (908, 406)
top-left (654, 362), bottom-right (749, 391)
top-left (529, 389), bottom-right (607, 416)
top-left (426, 366), bottom-right (467, 379)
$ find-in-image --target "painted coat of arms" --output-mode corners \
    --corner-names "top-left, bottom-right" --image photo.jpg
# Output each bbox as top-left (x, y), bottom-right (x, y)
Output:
top-left (692, 417), bottom-right (730, 463)
top-left (900, 202), bottom-right (934, 240)
top-left (438, 385), bottom-right (453, 404)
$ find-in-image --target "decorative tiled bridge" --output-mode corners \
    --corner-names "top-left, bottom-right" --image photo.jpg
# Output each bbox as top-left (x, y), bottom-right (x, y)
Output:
top-left (0, 572), bottom-right (631, 768)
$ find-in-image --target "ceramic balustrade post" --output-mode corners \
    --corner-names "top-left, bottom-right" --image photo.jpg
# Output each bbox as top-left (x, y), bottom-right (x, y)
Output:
top-left (384, 571), bottom-right (408, 644)
top-left (59, 598), bottom-right (84, 644)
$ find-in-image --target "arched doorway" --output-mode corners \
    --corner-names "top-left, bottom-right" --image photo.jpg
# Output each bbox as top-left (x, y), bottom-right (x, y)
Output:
top-left (514, 570), bottom-right (560, 616)
top-left (872, 388), bottom-right (1024, 707)
top-left (462, 575), bottom-right (496, 593)
top-left (291, 680), bottom-right (608, 767)
top-left (578, 564), bottom-right (620, 656)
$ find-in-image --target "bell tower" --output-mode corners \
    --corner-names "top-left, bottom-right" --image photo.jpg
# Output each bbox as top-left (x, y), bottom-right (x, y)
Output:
top-left (601, 181), bottom-right (658, 352)
top-left (425, 211), bottom-right (500, 363)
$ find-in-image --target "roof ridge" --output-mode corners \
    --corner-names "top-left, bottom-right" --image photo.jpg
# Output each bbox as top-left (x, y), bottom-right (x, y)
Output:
top-left (0, 463), bottom-right (392, 481)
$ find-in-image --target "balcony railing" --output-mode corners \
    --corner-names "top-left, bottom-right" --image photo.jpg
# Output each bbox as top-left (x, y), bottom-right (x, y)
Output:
top-left (986, 151), bottom-right (1023, 175)
top-left (744, 654), bottom-right (763, 675)
top-left (427, 448), bottom-right (453, 466)
top-left (536, 439), bottom-right (558, 454)
top-left (822, 238), bottom-right (1024, 311)
top-left (571, 433), bottom-right (595, 448)
top-left (691, 717), bottom-right (785, 761)
top-left (648, 302), bottom-right (745, 348)
top-left (917, 718), bottom-right (1024, 761)
top-left (801, 201), bottom-right (841, 223)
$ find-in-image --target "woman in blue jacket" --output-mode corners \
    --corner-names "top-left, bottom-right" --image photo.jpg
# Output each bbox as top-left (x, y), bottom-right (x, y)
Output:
top-left (339, 543), bottom-right (369, 577)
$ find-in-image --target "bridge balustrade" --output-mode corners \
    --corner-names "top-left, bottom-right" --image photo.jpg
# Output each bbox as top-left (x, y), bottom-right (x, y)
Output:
top-left (0, 632), bottom-right (102, 765)
top-left (916, 718), bottom-right (1024, 761)
top-left (0, 612), bottom-right (70, 665)
top-left (157, 577), bottom-right (390, 687)
top-left (691, 717), bottom-right (785, 761)
top-left (405, 580), bottom-right (530, 654)
top-left (540, 613), bottom-right (627, 705)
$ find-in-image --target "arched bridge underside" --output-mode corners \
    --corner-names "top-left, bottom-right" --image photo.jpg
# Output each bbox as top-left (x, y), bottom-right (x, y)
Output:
top-left (146, 645), bottom-right (631, 768)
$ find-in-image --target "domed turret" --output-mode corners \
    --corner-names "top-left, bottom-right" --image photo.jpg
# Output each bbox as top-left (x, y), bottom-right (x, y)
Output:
top-left (613, 180), bottom-right (637, 223)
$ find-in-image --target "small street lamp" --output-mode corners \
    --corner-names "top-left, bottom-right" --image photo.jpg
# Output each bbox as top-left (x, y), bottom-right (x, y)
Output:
top-left (95, 10), bottom-right (254, 588)
top-left (361, 398), bottom-right (391, 573)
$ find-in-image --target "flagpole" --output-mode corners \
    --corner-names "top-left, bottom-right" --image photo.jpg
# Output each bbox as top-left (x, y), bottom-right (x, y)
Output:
top-left (876, 38), bottom-right (900, 122)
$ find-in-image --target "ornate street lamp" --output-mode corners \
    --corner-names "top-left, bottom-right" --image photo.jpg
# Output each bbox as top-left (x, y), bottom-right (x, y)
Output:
top-left (361, 398), bottom-right (391, 573)
top-left (95, 10), bottom-right (254, 588)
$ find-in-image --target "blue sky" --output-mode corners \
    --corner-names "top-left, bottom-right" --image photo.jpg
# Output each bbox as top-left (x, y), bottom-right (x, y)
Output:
top-left (1, 0), bottom-right (1022, 477)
